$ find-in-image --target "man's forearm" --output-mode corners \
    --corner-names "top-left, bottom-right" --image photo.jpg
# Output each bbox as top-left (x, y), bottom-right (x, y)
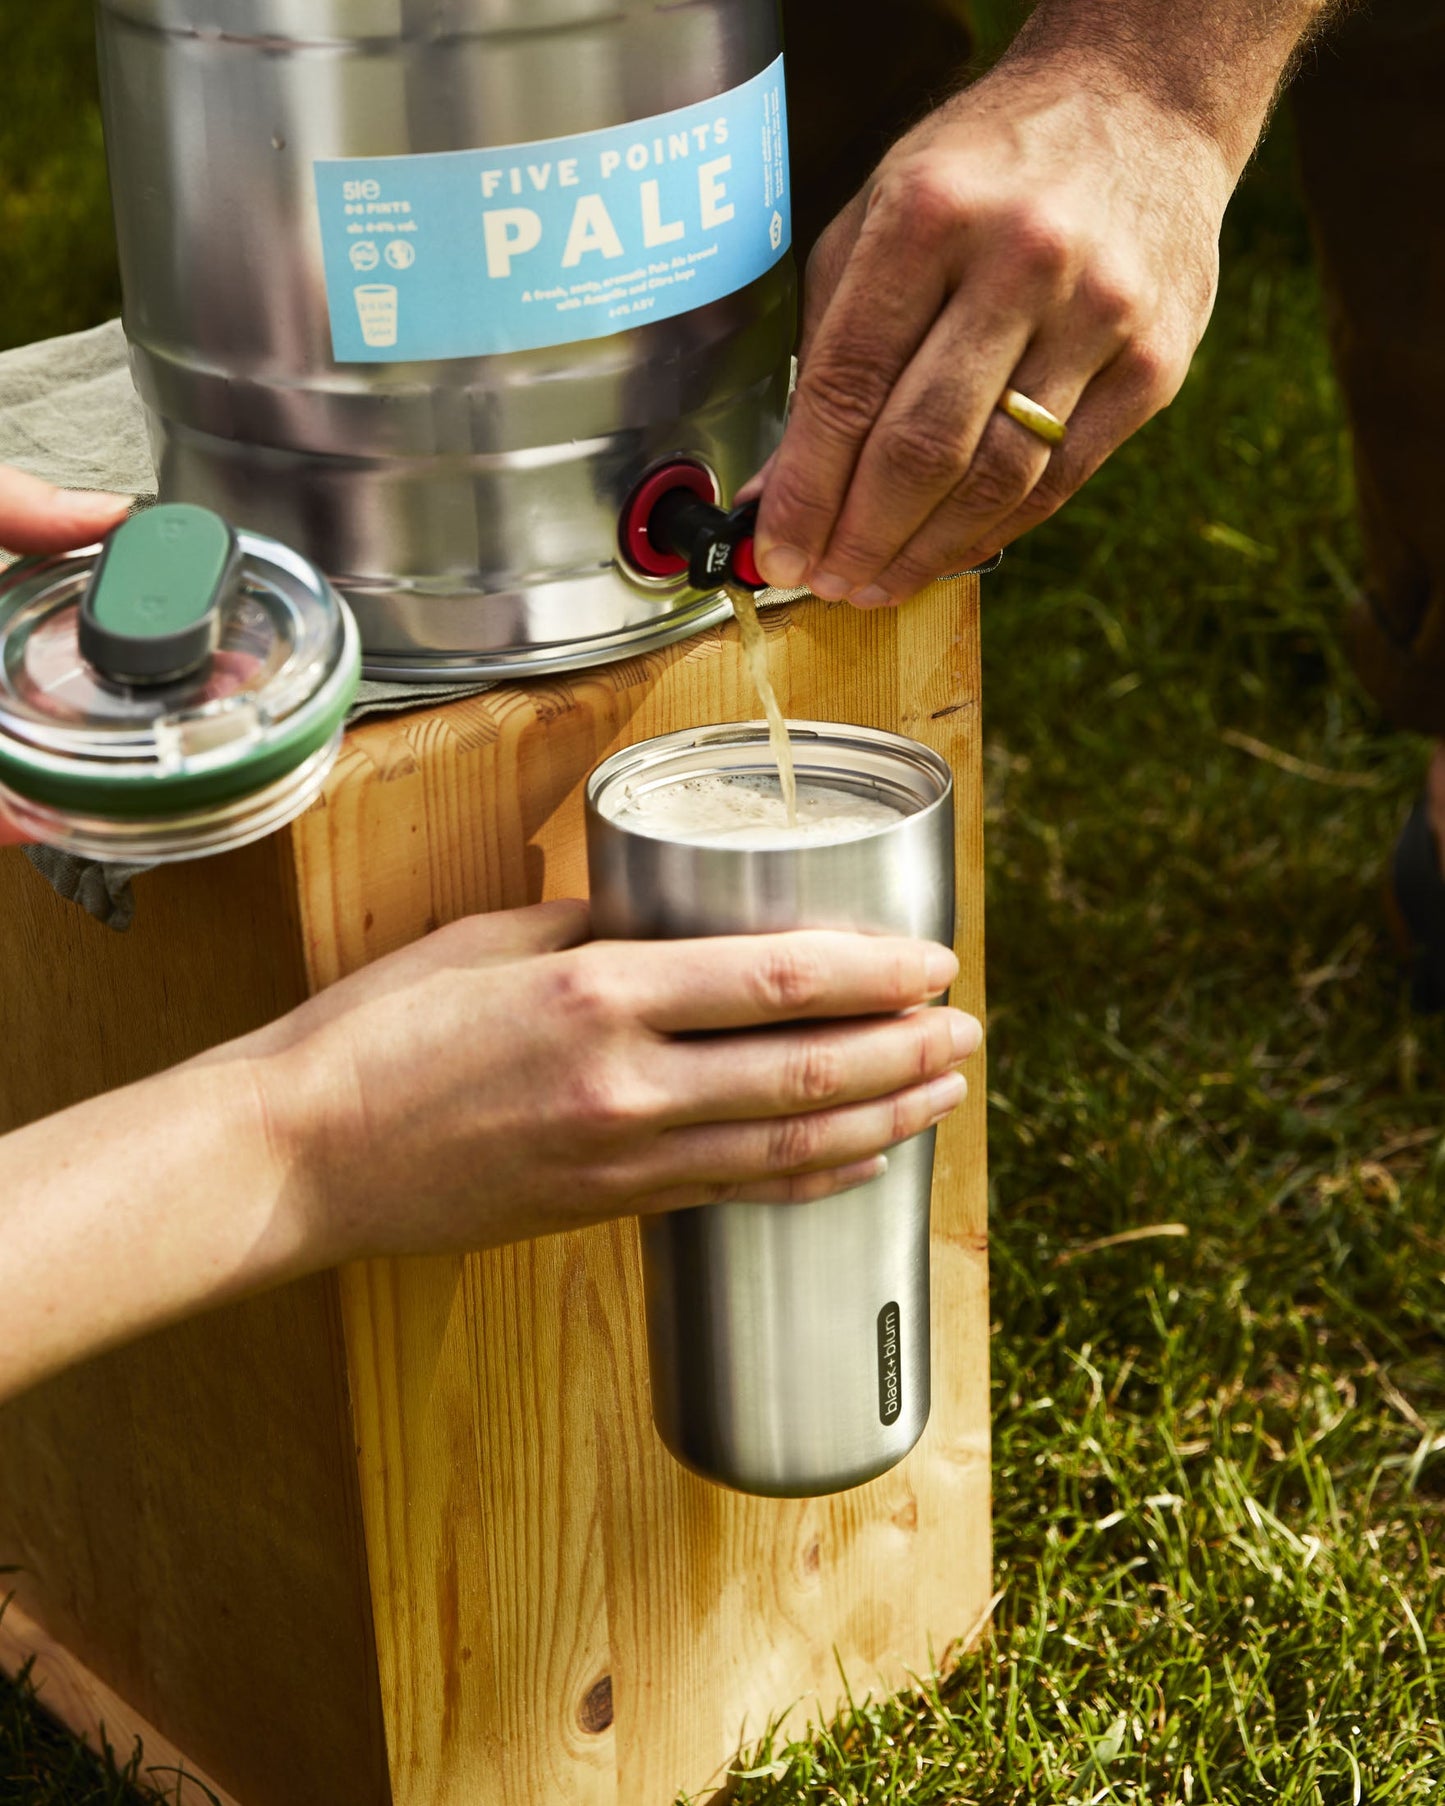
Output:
top-left (1006, 0), bottom-right (1342, 175)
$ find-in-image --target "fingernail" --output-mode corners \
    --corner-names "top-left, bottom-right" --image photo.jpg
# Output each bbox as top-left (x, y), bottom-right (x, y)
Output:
top-left (927, 1072), bottom-right (967, 1119)
top-left (810, 570), bottom-right (849, 600)
top-left (925, 945), bottom-right (959, 990)
top-left (843, 1154), bottom-right (889, 1186)
top-left (949, 1012), bottom-right (983, 1058)
top-left (758, 545), bottom-right (808, 588)
top-left (853, 584), bottom-right (892, 608)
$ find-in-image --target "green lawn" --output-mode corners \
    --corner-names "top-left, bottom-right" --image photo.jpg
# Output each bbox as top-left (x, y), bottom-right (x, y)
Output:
top-left (4, 63), bottom-right (1444, 1806)
top-left (0, 1640), bottom-right (182, 1806)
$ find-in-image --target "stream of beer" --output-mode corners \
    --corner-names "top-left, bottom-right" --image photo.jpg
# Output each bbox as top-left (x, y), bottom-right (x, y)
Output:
top-left (724, 580), bottom-right (798, 828)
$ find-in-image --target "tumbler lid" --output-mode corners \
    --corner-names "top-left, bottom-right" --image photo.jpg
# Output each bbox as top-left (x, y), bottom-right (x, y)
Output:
top-left (0, 507), bottom-right (360, 850)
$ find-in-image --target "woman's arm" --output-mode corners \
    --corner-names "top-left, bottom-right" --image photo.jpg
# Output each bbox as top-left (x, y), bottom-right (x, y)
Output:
top-left (0, 1040), bottom-right (307, 1400)
top-left (1, 901), bottom-right (975, 1405)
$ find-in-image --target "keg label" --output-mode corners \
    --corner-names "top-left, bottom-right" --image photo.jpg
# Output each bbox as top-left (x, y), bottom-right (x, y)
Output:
top-left (877, 1302), bottom-right (902, 1426)
top-left (313, 56), bottom-right (791, 362)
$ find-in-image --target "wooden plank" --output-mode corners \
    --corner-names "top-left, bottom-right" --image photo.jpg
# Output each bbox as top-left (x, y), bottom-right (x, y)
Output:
top-left (0, 840), bottom-right (391, 1806)
top-left (288, 585), bottom-right (990, 1806)
top-left (0, 1600), bottom-right (240, 1806)
top-left (0, 832), bottom-right (305, 1124)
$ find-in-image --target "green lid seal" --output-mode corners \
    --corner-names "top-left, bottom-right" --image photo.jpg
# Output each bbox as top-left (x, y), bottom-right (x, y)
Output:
top-left (79, 504), bottom-right (240, 684)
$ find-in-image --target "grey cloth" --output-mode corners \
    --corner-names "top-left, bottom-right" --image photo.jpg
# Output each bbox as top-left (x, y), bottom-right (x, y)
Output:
top-left (20, 846), bottom-right (151, 934)
top-left (1, 320), bottom-right (803, 929)
top-left (0, 319), bottom-right (152, 494)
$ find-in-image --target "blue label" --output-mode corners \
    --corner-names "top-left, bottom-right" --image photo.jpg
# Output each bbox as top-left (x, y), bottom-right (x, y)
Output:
top-left (313, 56), bottom-right (790, 364)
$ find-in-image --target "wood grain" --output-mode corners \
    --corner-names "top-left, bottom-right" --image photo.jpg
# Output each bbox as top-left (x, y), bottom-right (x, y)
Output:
top-left (0, 840), bottom-right (390, 1806)
top-left (289, 584), bottom-right (991, 1806)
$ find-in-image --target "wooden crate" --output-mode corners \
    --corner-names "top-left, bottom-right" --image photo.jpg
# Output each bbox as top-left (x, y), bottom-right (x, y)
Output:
top-left (0, 583), bottom-right (990, 1806)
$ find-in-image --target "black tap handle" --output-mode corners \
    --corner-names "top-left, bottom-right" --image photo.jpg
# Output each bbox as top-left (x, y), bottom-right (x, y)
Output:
top-left (646, 489), bottom-right (764, 591)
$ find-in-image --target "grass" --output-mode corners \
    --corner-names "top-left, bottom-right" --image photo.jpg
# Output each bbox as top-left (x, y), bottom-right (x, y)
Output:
top-left (0, 1611), bottom-right (191, 1806)
top-left (5, 84), bottom-right (1444, 1806)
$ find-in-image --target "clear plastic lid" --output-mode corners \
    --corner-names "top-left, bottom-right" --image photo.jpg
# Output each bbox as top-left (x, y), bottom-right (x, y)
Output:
top-left (0, 507), bottom-right (359, 824)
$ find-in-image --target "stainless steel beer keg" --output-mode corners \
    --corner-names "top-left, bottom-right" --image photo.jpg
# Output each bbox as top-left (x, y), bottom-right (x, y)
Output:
top-left (587, 723), bottom-right (955, 1498)
top-left (96, 0), bottom-right (795, 679)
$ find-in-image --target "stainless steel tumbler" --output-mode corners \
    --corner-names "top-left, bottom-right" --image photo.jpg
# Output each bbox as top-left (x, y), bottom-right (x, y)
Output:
top-left (586, 722), bottom-right (955, 1497)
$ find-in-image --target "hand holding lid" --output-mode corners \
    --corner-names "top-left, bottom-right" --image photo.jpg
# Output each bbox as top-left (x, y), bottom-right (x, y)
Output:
top-left (0, 506), bottom-right (360, 861)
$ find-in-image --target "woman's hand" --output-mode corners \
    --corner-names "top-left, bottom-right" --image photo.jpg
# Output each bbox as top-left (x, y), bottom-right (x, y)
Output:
top-left (0, 463), bottom-right (132, 556)
top-left (0, 465), bottom-right (132, 845)
top-left (751, 53), bottom-right (1235, 604)
top-left (0, 898), bottom-right (977, 1402)
top-left (254, 899), bottom-right (979, 1260)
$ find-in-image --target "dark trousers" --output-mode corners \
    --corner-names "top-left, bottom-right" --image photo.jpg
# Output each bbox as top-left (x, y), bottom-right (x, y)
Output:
top-left (784, 0), bottom-right (1445, 738)
top-left (782, 0), bottom-right (976, 263)
top-left (1294, 0), bottom-right (1445, 737)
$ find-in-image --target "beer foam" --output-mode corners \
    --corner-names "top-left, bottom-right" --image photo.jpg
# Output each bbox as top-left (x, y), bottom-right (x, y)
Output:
top-left (608, 772), bottom-right (907, 848)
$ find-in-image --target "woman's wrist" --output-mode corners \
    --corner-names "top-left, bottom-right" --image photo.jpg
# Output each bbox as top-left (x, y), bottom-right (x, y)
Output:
top-left (225, 1028), bottom-right (355, 1274)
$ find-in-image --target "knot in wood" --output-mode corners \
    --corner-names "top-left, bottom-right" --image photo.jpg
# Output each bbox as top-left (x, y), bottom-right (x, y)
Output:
top-left (578, 1674), bottom-right (614, 1734)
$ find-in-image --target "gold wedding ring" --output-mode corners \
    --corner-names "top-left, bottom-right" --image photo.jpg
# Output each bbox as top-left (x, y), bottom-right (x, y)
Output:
top-left (998, 387), bottom-right (1068, 447)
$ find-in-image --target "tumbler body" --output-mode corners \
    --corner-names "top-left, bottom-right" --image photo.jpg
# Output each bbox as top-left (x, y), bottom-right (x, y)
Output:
top-left (586, 722), bottom-right (954, 1496)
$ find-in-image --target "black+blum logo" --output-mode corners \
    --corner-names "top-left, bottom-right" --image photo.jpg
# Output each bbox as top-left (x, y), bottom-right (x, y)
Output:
top-left (877, 1302), bottom-right (902, 1425)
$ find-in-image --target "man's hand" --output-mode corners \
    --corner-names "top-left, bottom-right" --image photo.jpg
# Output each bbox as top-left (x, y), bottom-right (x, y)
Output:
top-left (0, 465), bottom-right (132, 846)
top-left (752, 64), bottom-right (1231, 604)
top-left (256, 900), bottom-right (978, 1258)
top-left (753, 0), bottom-right (1333, 605)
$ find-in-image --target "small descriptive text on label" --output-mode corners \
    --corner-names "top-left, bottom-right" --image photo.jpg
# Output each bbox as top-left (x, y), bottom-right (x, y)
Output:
top-left (313, 56), bottom-right (790, 363)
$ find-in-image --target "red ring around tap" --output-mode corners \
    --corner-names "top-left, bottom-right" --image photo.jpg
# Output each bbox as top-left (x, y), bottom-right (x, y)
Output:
top-left (730, 535), bottom-right (763, 590)
top-left (619, 462), bottom-right (718, 579)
